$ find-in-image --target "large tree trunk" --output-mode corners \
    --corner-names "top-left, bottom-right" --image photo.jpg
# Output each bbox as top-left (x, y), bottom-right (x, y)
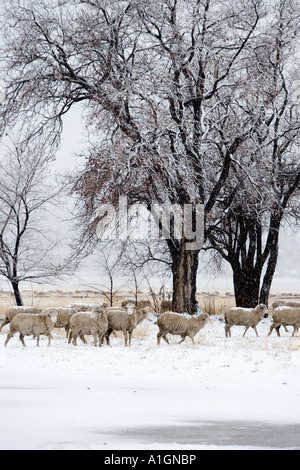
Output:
top-left (169, 240), bottom-right (200, 314)
top-left (11, 280), bottom-right (24, 306)
top-left (232, 266), bottom-right (261, 308)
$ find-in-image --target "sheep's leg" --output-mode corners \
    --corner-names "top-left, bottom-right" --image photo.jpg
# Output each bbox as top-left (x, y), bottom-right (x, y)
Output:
top-left (79, 334), bottom-right (87, 345)
top-left (19, 334), bottom-right (27, 347)
top-left (188, 335), bottom-right (195, 346)
top-left (225, 327), bottom-right (231, 338)
top-left (93, 334), bottom-right (98, 347)
top-left (4, 332), bottom-right (14, 347)
top-left (105, 328), bottom-right (113, 346)
top-left (123, 330), bottom-right (128, 347)
top-left (72, 334), bottom-right (78, 346)
top-left (128, 331), bottom-right (133, 347)
top-left (65, 327), bottom-right (69, 339)
top-left (268, 324), bottom-right (275, 337)
top-left (252, 326), bottom-right (259, 337)
top-left (157, 327), bottom-right (169, 346)
top-left (47, 335), bottom-right (52, 347)
top-left (178, 335), bottom-right (187, 344)
top-left (0, 318), bottom-right (9, 333)
top-left (276, 326), bottom-right (281, 337)
top-left (99, 333), bottom-right (105, 347)
top-left (162, 335), bottom-right (170, 344)
top-left (225, 325), bottom-right (231, 338)
top-left (36, 335), bottom-right (40, 347)
top-left (68, 331), bottom-right (73, 344)
top-left (243, 326), bottom-right (250, 337)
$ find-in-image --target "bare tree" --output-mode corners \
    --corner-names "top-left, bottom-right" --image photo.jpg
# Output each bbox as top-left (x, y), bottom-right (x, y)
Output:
top-left (89, 243), bottom-right (124, 307)
top-left (2, 0), bottom-right (299, 312)
top-left (206, 0), bottom-right (300, 307)
top-left (0, 136), bottom-right (75, 305)
top-left (119, 239), bottom-right (172, 307)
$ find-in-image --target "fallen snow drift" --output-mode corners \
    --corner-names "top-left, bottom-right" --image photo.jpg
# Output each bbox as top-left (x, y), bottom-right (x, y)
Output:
top-left (1, 317), bottom-right (300, 450)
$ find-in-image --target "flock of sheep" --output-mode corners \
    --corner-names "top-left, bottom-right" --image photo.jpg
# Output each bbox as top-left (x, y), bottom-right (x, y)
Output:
top-left (1, 299), bottom-right (300, 348)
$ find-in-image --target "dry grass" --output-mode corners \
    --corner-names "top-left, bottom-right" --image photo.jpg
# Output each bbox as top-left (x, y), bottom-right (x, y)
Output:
top-left (200, 298), bottom-right (235, 316)
top-left (0, 294), bottom-right (104, 317)
top-left (0, 289), bottom-right (298, 321)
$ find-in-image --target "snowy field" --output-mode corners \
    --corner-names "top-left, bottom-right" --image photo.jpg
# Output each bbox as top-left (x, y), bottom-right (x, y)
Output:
top-left (1, 316), bottom-right (300, 450)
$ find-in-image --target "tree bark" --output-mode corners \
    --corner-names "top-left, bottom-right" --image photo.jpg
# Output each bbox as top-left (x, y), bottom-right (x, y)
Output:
top-left (232, 266), bottom-right (261, 308)
top-left (259, 237), bottom-right (280, 307)
top-left (11, 280), bottom-right (24, 306)
top-left (169, 240), bottom-right (200, 314)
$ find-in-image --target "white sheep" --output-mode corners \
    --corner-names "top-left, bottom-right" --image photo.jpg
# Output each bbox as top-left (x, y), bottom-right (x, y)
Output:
top-left (157, 312), bottom-right (209, 346)
top-left (268, 307), bottom-right (300, 337)
top-left (224, 304), bottom-right (268, 338)
top-left (272, 300), bottom-right (300, 310)
top-left (121, 299), bottom-right (152, 310)
top-left (0, 306), bottom-right (43, 332)
top-left (41, 307), bottom-right (78, 338)
top-left (4, 312), bottom-right (58, 347)
top-left (105, 303), bottom-right (149, 347)
top-left (69, 306), bottom-right (108, 347)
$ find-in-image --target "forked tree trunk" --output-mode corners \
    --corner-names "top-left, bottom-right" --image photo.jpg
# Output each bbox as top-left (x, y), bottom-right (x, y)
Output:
top-left (230, 218), bottom-right (281, 309)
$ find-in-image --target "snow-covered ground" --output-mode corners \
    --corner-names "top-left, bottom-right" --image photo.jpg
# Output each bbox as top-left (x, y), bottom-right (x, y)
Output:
top-left (1, 316), bottom-right (300, 450)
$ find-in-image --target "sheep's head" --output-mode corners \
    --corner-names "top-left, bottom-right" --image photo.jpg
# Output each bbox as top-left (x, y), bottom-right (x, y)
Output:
top-left (256, 304), bottom-right (268, 318)
top-left (92, 306), bottom-right (105, 316)
top-left (272, 301), bottom-right (283, 311)
top-left (126, 303), bottom-right (136, 315)
top-left (49, 312), bottom-right (58, 324)
top-left (197, 313), bottom-right (209, 325)
top-left (91, 307), bottom-right (107, 323)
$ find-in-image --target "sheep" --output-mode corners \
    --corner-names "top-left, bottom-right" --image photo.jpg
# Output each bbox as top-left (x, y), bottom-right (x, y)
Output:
top-left (224, 304), bottom-right (268, 338)
top-left (105, 303), bottom-right (149, 347)
top-left (0, 306), bottom-right (43, 333)
top-left (67, 303), bottom-right (105, 312)
top-left (272, 300), bottom-right (300, 310)
top-left (41, 307), bottom-right (78, 338)
top-left (4, 312), bottom-right (58, 347)
top-left (157, 313), bottom-right (209, 346)
top-left (121, 299), bottom-right (152, 310)
top-left (268, 307), bottom-right (300, 337)
top-left (69, 306), bottom-right (108, 347)
top-left (160, 300), bottom-right (173, 313)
